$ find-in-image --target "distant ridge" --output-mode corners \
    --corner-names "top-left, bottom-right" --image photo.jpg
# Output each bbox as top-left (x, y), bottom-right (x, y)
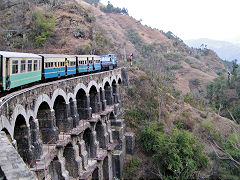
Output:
top-left (185, 38), bottom-right (240, 63)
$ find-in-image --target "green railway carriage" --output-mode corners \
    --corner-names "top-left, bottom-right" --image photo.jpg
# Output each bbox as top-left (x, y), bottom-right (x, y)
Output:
top-left (0, 51), bottom-right (42, 91)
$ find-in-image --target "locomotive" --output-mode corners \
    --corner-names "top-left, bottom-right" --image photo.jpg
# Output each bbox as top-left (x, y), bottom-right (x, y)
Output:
top-left (0, 51), bottom-right (117, 91)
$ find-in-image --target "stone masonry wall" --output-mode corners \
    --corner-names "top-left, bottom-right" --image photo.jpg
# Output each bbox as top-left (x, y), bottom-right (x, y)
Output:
top-left (0, 68), bottom-right (135, 179)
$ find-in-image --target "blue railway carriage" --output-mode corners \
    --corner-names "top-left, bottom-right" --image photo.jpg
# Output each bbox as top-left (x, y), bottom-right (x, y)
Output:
top-left (76, 55), bottom-right (101, 73)
top-left (0, 51), bottom-right (42, 91)
top-left (40, 54), bottom-right (77, 79)
top-left (100, 54), bottom-right (117, 70)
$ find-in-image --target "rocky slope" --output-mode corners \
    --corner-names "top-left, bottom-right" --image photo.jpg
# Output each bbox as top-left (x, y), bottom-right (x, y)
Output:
top-left (0, 0), bottom-right (227, 95)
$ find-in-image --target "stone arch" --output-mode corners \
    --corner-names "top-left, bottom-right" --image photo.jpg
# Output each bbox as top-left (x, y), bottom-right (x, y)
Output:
top-left (74, 83), bottom-right (88, 98)
top-left (76, 88), bottom-right (90, 120)
top-left (89, 85), bottom-right (99, 113)
top-left (34, 94), bottom-right (52, 117)
top-left (104, 81), bottom-right (113, 105)
top-left (29, 116), bottom-right (42, 159)
top-left (12, 104), bottom-right (29, 127)
top-left (51, 88), bottom-right (68, 106)
top-left (95, 121), bottom-right (106, 148)
top-left (63, 143), bottom-right (79, 178)
top-left (37, 101), bottom-right (58, 144)
top-left (117, 77), bottom-right (122, 84)
top-left (87, 80), bottom-right (99, 94)
top-left (14, 114), bottom-right (32, 165)
top-left (110, 75), bottom-right (117, 85)
top-left (49, 156), bottom-right (65, 180)
top-left (53, 95), bottom-right (73, 132)
top-left (102, 77), bottom-right (111, 89)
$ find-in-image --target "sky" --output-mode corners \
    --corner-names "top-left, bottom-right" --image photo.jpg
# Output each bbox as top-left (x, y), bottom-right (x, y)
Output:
top-left (101, 0), bottom-right (240, 42)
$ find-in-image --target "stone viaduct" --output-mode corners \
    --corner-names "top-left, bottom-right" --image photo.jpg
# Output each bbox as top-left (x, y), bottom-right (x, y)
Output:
top-left (0, 68), bottom-right (134, 180)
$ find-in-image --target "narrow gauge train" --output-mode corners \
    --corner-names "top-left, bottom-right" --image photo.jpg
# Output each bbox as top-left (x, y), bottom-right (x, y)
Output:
top-left (0, 51), bottom-right (117, 91)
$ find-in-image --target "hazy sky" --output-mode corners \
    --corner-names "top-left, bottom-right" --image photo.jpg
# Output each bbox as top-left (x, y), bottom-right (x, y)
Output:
top-left (101, 0), bottom-right (240, 42)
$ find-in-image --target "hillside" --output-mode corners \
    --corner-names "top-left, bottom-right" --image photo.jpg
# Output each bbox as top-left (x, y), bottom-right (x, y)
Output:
top-left (185, 38), bottom-right (240, 63)
top-left (1, 0), bottom-right (239, 179)
top-left (0, 0), bottom-right (227, 95)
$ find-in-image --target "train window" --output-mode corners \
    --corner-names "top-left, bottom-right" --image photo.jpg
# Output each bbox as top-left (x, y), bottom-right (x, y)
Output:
top-left (51, 62), bottom-right (53, 67)
top-left (12, 60), bottom-right (18, 74)
top-left (28, 60), bottom-right (32, 72)
top-left (34, 60), bottom-right (38, 71)
top-left (55, 62), bottom-right (57, 67)
top-left (21, 60), bottom-right (26, 73)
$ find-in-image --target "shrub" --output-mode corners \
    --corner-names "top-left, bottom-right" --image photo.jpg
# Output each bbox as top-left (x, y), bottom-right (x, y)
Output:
top-left (211, 133), bottom-right (240, 179)
top-left (192, 78), bottom-right (200, 86)
top-left (164, 52), bottom-right (183, 62)
top-left (200, 119), bottom-right (221, 142)
top-left (184, 93), bottom-right (195, 104)
top-left (175, 112), bottom-right (195, 131)
top-left (153, 128), bottom-right (209, 179)
top-left (31, 11), bottom-right (55, 47)
top-left (124, 158), bottom-right (140, 176)
top-left (195, 55), bottom-right (200, 59)
top-left (185, 58), bottom-right (191, 64)
top-left (203, 49), bottom-right (210, 56)
top-left (140, 125), bottom-right (159, 153)
top-left (171, 63), bottom-right (182, 70)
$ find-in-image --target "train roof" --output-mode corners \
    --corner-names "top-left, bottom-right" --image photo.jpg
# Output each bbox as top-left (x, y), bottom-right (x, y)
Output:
top-left (39, 54), bottom-right (76, 58)
top-left (0, 51), bottom-right (41, 58)
top-left (75, 54), bottom-right (100, 57)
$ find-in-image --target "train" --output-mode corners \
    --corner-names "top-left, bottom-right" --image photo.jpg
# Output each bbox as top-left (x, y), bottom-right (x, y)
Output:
top-left (0, 51), bottom-right (117, 91)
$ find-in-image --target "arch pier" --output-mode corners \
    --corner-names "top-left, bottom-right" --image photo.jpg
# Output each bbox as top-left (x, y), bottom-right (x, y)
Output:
top-left (0, 68), bottom-right (135, 180)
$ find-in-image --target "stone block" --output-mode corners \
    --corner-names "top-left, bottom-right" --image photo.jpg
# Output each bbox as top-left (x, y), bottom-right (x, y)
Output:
top-left (125, 132), bottom-right (135, 155)
top-left (112, 150), bottom-right (124, 179)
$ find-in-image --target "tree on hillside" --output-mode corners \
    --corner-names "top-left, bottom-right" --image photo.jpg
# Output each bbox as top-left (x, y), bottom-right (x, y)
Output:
top-left (231, 59), bottom-right (239, 79)
top-left (100, 1), bottom-right (128, 15)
